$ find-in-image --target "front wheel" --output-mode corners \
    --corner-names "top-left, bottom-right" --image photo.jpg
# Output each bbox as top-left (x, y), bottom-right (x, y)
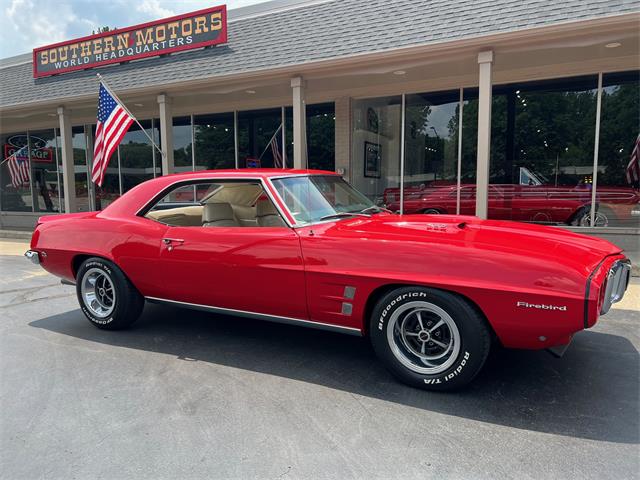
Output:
top-left (370, 287), bottom-right (491, 391)
top-left (76, 257), bottom-right (144, 330)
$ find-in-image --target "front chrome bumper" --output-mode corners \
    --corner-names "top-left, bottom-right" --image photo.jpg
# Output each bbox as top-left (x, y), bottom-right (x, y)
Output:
top-left (24, 250), bottom-right (40, 265)
top-left (600, 260), bottom-right (631, 315)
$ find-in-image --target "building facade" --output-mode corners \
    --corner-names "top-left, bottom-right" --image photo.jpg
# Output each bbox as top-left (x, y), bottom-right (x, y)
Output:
top-left (0, 0), bottom-right (638, 254)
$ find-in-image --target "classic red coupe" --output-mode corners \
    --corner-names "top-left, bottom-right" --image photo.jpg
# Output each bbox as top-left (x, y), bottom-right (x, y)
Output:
top-left (383, 183), bottom-right (640, 227)
top-left (26, 170), bottom-right (631, 390)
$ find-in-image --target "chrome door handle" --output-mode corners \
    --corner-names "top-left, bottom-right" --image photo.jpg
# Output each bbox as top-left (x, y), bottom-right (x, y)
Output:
top-left (163, 238), bottom-right (184, 251)
top-left (163, 238), bottom-right (184, 244)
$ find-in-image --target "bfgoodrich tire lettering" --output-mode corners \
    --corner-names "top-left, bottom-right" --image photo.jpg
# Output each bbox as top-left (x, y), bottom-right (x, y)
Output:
top-left (76, 257), bottom-right (144, 330)
top-left (370, 287), bottom-right (491, 391)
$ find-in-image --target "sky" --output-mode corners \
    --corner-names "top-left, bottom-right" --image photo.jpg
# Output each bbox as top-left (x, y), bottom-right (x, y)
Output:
top-left (0, 0), bottom-right (268, 59)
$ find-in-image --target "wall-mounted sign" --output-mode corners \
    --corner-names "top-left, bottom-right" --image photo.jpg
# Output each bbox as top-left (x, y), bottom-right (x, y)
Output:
top-left (33, 5), bottom-right (227, 78)
top-left (4, 135), bottom-right (53, 163)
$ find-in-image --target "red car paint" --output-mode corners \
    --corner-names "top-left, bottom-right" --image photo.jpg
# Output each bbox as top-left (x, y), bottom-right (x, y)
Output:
top-left (384, 184), bottom-right (640, 224)
top-left (30, 169), bottom-right (628, 351)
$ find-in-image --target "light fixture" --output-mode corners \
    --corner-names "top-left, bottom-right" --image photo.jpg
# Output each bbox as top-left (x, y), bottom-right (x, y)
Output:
top-left (605, 42), bottom-right (621, 48)
top-left (133, 103), bottom-right (144, 107)
top-left (393, 70), bottom-right (406, 75)
top-left (245, 90), bottom-right (256, 94)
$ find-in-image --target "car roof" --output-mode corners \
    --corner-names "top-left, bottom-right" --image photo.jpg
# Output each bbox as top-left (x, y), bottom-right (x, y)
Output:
top-left (160, 168), bottom-right (337, 180)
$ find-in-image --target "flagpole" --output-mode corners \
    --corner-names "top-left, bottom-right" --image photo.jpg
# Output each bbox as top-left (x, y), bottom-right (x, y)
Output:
top-left (96, 73), bottom-right (165, 159)
top-left (258, 123), bottom-right (283, 162)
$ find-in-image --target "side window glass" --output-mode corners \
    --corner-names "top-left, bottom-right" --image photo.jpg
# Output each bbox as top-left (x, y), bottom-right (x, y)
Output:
top-left (144, 181), bottom-right (287, 228)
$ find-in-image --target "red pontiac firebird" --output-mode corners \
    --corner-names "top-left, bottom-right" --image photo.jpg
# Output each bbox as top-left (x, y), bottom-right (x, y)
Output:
top-left (26, 170), bottom-right (632, 390)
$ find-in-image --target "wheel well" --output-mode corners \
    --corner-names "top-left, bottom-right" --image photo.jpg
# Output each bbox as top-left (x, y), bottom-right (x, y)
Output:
top-left (71, 254), bottom-right (110, 279)
top-left (361, 283), bottom-right (498, 343)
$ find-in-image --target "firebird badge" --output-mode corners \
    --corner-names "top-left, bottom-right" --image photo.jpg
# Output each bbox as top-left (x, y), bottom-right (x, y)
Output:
top-left (517, 301), bottom-right (567, 311)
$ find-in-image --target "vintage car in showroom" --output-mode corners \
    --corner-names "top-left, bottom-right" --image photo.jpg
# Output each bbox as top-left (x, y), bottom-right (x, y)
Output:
top-left (383, 168), bottom-right (640, 227)
top-left (26, 170), bottom-right (631, 390)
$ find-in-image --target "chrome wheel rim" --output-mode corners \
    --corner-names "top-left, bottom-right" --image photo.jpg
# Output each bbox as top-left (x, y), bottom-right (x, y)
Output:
top-left (80, 268), bottom-right (116, 318)
top-left (579, 211), bottom-right (609, 227)
top-left (386, 301), bottom-right (461, 375)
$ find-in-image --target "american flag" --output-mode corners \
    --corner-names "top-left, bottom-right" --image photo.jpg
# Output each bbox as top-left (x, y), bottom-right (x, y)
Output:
top-left (92, 83), bottom-right (134, 186)
top-left (626, 134), bottom-right (640, 188)
top-left (6, 145), bottom-right (30, 189)
top-left (270, 134), bottom-right (283, 168)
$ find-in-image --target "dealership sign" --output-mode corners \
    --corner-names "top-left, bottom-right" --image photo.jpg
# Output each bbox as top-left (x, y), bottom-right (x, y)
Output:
top-left (33, 5), bottom-right (227, 78)
top-left (4, 135), bottom-right (54, 163)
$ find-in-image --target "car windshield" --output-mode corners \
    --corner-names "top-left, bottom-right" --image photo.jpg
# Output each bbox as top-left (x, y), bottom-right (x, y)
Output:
top-left (272, 175), bottom-right (377, 225)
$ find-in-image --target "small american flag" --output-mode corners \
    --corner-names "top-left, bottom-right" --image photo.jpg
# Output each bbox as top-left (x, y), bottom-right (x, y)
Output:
top-left (6, 145), bottom-right (30, 189)
top-left (92, 83), bottom-right (134, 186)
top-left (626, 134), bottom-right (640, 188)
top-left (270, 135), bottom-right (283, 168)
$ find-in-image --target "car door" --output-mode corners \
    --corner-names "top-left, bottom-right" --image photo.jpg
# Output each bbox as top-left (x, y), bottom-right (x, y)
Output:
top-left (145, 181), bottom-right (308, 321)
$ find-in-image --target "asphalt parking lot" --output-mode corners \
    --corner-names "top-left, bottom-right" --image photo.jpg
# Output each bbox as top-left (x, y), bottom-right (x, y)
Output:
top-left (1, 239), bottom-right (638, 480)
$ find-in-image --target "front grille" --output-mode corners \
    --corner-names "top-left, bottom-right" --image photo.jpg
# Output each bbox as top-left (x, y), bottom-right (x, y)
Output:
top-left (600, 260), bottom-right (631, 315)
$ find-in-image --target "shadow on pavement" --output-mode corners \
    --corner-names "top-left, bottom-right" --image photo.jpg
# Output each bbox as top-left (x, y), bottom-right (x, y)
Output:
top-left (30, 303), bottom-right (639, 444)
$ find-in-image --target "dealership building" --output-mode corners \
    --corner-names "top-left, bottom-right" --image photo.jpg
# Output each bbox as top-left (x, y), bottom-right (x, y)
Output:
top-left (0, 0), bottom-right (638, 254)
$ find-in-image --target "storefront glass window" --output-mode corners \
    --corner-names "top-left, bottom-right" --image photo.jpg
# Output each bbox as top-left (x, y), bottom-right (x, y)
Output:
top-left (306, 103), bottom-right (335, 171)
top-left (173, 116), bottom-right (194, 172)
top-left (53, 128), bottom-right (65, 213)
top-left (29, 130), bottom-right (60, 213)
top-left (0, 131), bottom-right (33, 212)
top-left (485, 76), bottom-right (598, 225)
top-left (72, 126), bottom-right (91, 212)
top-left (238, 108), bottom-right (282, 168)
top-left (284, 104), bottom-right (335, 170)
top-left (194, 113), bottom-right (235, 170)
top-left (352, 96), bottom-right (402, 206)
top-left (401, 91), bottom-right (460, 214)
top-left (90, 124), bottom-right (120, 210)
top-left (597, 71), bottom-right (640, 228)
top-left (119, 120), bottom-right (159, 194)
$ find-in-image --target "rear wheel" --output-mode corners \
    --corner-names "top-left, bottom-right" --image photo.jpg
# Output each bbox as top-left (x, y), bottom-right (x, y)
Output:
top-left (370, 287), bottom-right (491, 391)
top-left (76, 257), bottom-right (144, 330)
top-left (422, 208), bottom-right (441, 214)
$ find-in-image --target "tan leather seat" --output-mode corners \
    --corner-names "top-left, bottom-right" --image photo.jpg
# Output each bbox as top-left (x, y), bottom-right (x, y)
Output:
top-left (256, 200), bottom-right (286, 227)
top-left (202, 203), bottom-right (238, 227)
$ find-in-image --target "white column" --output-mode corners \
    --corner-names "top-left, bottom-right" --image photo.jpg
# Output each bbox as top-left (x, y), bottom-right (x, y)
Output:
top-left (57, 106), bottom-right (77, 213)
top-left (291, 76), bottom-right (307, 169)
top-left (475, 50), bottom-right (493, 218)
top-left (334, 96), bottom-right (351, 180)
top-left (157, 94), bottom-right (174, 175)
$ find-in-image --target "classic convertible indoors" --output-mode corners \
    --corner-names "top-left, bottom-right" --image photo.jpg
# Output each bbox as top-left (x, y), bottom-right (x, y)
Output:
top-left (26, 170), bottom-right (631, 390)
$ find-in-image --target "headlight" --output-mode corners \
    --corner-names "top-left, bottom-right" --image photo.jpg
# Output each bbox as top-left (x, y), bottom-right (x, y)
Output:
top-left (600, 260), bottom-right (631, 315)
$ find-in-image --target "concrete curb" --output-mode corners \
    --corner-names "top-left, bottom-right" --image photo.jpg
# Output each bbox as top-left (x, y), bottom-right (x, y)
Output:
top-left (0, 230), bottom-right (32, 240)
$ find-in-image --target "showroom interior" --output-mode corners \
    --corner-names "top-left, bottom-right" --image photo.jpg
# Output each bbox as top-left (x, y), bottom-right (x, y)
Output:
top-left (0, 0), bottom-right (638, 256)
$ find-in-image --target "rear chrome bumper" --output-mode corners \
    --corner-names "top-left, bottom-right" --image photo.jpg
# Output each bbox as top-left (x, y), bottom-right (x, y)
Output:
top-left (600, 260), bottom-right (631, 315)
top-left (24, 250), bottom-right (40, 265)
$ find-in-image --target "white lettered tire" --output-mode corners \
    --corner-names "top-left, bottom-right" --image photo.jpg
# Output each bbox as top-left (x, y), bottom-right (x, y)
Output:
top-left (370, 287), bottom-right (491, 391)
top-left (76, 257), bottom-right (144, 330)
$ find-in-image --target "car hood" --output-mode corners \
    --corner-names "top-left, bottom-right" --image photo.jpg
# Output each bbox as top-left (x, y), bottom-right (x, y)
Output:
top-left (324, 214), bottom-right (622, 276)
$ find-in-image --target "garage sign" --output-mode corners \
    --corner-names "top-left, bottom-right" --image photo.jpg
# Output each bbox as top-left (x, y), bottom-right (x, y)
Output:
top-left (33, 5), bottom-right (227, 78)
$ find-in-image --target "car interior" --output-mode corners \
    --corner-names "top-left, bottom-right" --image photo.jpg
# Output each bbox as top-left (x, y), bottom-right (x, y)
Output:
top-left (145, 181), bottom-right (287, 228)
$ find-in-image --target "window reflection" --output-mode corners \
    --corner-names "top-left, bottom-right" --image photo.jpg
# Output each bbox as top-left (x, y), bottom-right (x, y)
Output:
top-left (0, 132), bottom-right (33, 211)
top-left (194, 113), bottom-right (235, 170)
top-left (598, 71), bottom-right (640, 228)
top-left (238, 108), bottom-right (282, 168)
top-left (173, 116), bottom-right (193, 172)
top-left (72, 126), bottom-right (91, 212)
top-left (351, 96), bottom-right (401, 206)
top-left (401, 91), bottom-right (460, 214)
top-left (119, 120), bottom-right (158, 194)
top-left (29, 130), bottom-right (59, 212)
